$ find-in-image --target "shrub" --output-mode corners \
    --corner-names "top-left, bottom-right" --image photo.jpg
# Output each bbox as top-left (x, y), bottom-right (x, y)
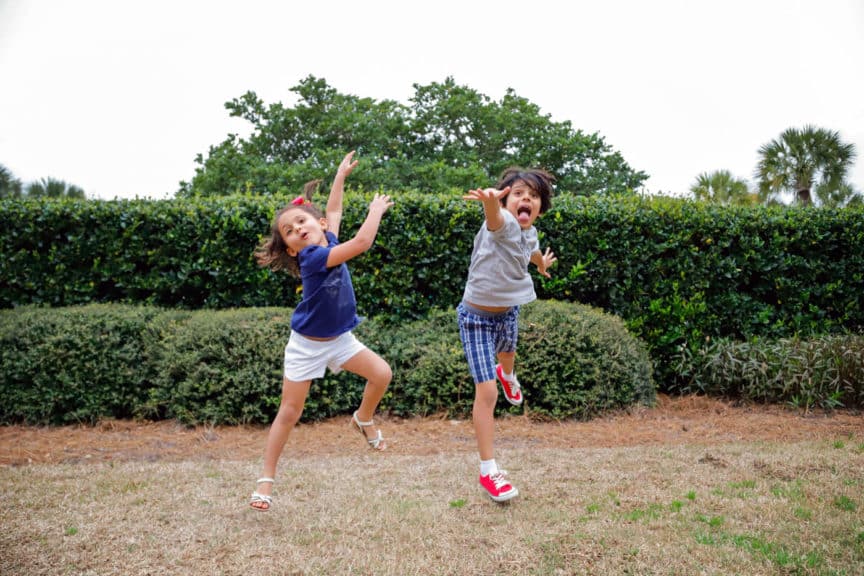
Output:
top-left (380, 308), bottom-right (476, 417)
top-left (381, 301), bottom-right (655, 420)
top-left (0, 304), bottom-right (161, 425)
top-left (675, 334), bottom-right (864, 410)
top-left (143, 308), bottom-right (291, 425)
top-left (517, 300), bottom-right (656, 419)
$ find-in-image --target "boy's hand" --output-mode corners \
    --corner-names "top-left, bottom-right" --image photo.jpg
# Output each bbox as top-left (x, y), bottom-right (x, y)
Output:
top-left (535, 247), bottom-right (557, 278)
top-left (368, 193), bottom-right (394, 215)
top-left (464, 187), bottom-right (510, 232)
top-left (463, 187), bottom-right (510, 205)
top-left (337, 150), bottom-right (359, 180)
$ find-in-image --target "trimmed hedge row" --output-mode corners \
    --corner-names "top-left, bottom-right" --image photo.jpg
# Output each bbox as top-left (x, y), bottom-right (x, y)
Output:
top-left (0, 301), bottom-right (655, 426)
top-left (2, 194), bottom-right (862, 390)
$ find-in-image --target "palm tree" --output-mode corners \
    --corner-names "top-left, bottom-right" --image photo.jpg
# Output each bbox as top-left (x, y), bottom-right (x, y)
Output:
top-left (755, 125), bottom-right (856, 206)
top-left (690, 170), bottom-right (755, 205)
top-left (0, 164), bottom-right (23, 199)
top-left (25, 177), bottom-right (86, 199)
top-left (815, 181), bottom-right (863, 208)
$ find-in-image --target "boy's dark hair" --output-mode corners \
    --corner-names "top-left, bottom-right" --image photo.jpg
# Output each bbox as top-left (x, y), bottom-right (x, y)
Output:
top-left (253, 180), bottom-right (324, 277)
top-left (495, 167), bottom-right (555, 214)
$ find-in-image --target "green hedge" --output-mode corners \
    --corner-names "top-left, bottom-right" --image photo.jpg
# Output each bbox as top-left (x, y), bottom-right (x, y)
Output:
top-left (2, 194), bottom-right (862, 390)
top-left (374, 302), bottom-right (656, 420)
top-left (0, 301), bottom-right (655, 425)
top-left (0, 304), bottom-right (162, 424)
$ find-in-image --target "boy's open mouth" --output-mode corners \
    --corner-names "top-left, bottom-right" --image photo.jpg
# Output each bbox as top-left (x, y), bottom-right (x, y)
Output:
top-left (517, 206), bottom-right (532, 217)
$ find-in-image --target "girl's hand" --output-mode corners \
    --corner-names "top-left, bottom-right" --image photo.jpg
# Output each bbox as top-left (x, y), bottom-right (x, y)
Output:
top-left (337, 150), bottom-right (359, 179)
top-left (368, 193), bottom-right (394, 215)
top-left (535, 247), bottom-right (557, 278)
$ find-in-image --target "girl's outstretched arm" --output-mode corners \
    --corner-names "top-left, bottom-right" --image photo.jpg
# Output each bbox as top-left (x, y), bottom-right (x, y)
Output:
top-left (463, 187), bottom-right (510, 232)
top-left (326, 193), bottom-right (393, 268)
top-left (326, 150), bottom-right (359, 238)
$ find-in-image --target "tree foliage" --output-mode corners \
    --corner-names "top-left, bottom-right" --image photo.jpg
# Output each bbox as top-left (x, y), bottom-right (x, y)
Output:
top-left (690, 170), bottom-right (755, 205)
top-left (0, 165), bottom-right (23, 199)
top-left (178, 76), bottom-right (648, 198)
top-left (756, 125), bottom-right (857, 206)
top-left (26, 177), bottom-right (86, 199)
top-left (1, 166), bottom-right (85, 200)
top-left (814, 181), bottom-right (863, 208)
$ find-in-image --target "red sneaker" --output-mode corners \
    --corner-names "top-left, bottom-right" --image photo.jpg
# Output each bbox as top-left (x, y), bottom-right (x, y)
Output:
top-left (479, 471), bottom-right (519, 502)
top-left (496, 364), bottom-right (523, 406)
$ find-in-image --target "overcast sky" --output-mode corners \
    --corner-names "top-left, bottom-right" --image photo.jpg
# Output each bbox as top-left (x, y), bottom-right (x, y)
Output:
top-left (1, 0), bottom-right (862, 200)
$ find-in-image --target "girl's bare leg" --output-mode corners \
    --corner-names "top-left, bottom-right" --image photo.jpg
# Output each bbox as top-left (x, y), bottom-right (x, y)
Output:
top-left (341, 348), bottom-right (392, 441)
top-left (251, 377), bottom-right (311, 509)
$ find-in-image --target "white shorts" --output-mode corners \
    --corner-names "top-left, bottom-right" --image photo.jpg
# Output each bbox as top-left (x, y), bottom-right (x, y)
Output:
top-left (283, 331), bottom-right (367, 382)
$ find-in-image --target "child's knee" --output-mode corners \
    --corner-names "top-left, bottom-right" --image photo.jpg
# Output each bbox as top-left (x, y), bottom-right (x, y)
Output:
top-left (371, 361), bottom-right (392, 386)
top-left (382, 363), bottom-right (393, 384)
top-left (475, 380), bottom-right (498, 405)
top-left (276, 402), bottom-right (304, 425)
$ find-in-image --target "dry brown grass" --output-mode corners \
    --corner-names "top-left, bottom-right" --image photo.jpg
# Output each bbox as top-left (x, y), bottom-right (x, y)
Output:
top-left (2, 397), bottom-right (863, 575)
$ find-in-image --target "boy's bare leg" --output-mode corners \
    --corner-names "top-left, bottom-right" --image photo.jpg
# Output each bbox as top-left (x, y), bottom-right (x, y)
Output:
top-left (473, 379), bottom-right (499, 461)
top-left (497, 351), bottom-right (515, 375)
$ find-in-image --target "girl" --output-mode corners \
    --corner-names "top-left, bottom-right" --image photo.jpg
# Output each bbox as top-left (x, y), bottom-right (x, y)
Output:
top-left (458, 167), bottom-right (556, 502)
top-left (249, 151), bottom-right (393, 511)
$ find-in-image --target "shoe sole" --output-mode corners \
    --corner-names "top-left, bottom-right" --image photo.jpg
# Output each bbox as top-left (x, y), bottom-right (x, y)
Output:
top-left (487, 486), bottom-right (519, 502)
top-left (503, 395), bottom-right (523, 407)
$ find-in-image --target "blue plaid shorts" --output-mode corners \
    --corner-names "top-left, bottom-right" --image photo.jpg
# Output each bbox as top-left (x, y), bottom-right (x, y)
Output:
top-left (457, 301), bottom-right (520, 384)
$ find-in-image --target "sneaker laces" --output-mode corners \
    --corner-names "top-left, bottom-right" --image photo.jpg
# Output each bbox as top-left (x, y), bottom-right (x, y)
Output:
top-left (490, 470), bottom-right (510, 489)
top-left (507, 376), bottom-right (521, 394)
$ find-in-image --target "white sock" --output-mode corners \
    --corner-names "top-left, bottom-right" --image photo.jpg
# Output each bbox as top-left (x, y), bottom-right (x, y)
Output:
top-left (503, 369), bottom-right (514, 380)
top-left (480, 459), bottom-right (498, 477)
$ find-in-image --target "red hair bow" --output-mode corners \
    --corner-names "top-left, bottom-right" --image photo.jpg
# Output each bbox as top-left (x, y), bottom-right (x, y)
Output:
top-left (291, 195), bottom-right (308, 206)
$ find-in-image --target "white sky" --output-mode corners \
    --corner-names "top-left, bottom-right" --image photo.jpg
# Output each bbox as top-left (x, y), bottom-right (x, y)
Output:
top-left (1, 0), bottom-right (862, 200)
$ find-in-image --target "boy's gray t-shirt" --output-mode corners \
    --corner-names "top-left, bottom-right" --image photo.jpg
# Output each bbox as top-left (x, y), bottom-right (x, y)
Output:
top-left (462, 209), bottom-right (540, 308)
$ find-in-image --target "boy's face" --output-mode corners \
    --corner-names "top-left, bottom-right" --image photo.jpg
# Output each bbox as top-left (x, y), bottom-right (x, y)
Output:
top-left (277, 208), bottom-right (328, 257)
top-left (504, 179), bottom-right (542, 229)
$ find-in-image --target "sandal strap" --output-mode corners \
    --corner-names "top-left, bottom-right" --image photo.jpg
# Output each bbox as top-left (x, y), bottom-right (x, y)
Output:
top-left (352, 411), bottom-right (386, 450)
top-left (257, 477), bottom-right (275, 484)
top-left (352, 411), bottom-right (375, 427)
top-left (367, 429), bottom-right (383, 449)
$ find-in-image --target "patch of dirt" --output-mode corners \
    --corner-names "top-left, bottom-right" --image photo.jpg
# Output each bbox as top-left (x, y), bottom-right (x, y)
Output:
top-left (1, 395), bottom-right (861, 466)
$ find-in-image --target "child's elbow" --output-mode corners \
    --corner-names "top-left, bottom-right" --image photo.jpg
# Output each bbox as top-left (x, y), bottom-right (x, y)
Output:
top-left (354, 235), bottom-right (375, 252)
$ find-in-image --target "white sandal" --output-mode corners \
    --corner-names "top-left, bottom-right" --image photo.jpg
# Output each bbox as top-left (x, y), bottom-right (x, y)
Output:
top-left (352, 411), bottom-right (386, 451)
top-left (249, 477), bottom-right (274, 511)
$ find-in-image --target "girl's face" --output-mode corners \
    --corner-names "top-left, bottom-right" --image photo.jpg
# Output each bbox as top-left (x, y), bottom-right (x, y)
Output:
top-left (504, 179), bottom-right (542, 229)
top-left (277, 208), bottom-right (328, 257)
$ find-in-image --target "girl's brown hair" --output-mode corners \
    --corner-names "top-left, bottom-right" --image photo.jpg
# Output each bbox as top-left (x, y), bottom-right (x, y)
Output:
top-left (495, 167), bottom-right (555, 214)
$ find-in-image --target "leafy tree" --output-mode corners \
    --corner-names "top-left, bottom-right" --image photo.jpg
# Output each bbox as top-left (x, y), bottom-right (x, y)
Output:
top-left (690, 170), bottom-right (754, 205)
top-left (0, 165), bottom-right (23, 199)
top-left (25, 177), bottom-right (86, 199)
top-left (755, 125), bottom-right (856, 206)
top-left (178, 76), bottom-right (647, 198)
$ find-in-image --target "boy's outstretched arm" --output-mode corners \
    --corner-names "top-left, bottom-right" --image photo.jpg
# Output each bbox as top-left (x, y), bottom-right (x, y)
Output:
top-left (463, 187), bottom-right (510, 232)
top-left (531, 247), bottom-right (557, 278)
top-left (326, 150), bottom-right (359, 238)
top-left (326, 193), bottom-right (393, 268)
